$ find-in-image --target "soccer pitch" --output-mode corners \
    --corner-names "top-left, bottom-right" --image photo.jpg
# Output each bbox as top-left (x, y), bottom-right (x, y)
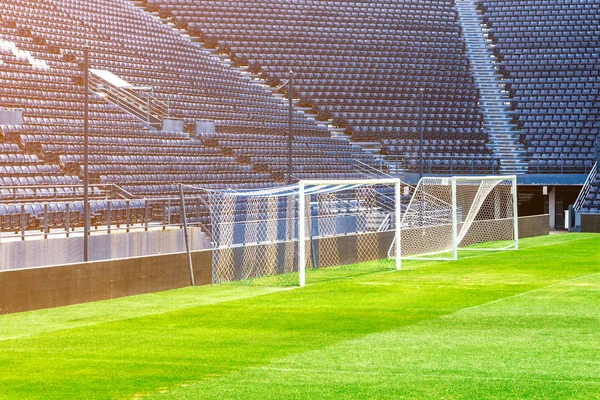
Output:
top-left (0, 233), bottom-right (599, 399)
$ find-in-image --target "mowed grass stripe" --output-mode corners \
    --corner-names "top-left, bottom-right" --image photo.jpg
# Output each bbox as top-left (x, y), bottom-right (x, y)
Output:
top-left (0, 233), bottom-right (597, 399)
top-left (0, 285), bottom-right (288, 341)
top-left (152, 272), bottom-right (600, 399)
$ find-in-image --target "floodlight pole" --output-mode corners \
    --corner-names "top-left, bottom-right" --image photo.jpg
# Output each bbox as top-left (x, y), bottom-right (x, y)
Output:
top-left (287, 69), bottom-right (294, 185)
top-left (83, 45), bottom-right (90, 262)
top-left (418, 88), bottom-right (424, 180)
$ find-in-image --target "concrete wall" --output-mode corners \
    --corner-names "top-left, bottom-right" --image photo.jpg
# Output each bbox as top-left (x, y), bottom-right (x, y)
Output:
top-left (0, 109), bottom-right (22, 125)
top-left (0, 227), bottom-right (211, 271)
top-left (581, 214), bottom-right (600, 233)
top-left (0, 250), bottom-right (212, 315)
top-left (162, 119), bottom-right (184, 132)
top-left (194, 120), bottom-right (215, 136)
top-left (518, 214), bottom-right (550, 238)
top-left (1, 231), bottom-right (395, 314)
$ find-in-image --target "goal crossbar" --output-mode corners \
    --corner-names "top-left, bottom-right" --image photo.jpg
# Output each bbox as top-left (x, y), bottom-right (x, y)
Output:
top-left (298, 179), bottom-right (402, 286)
top-left (206, 175), bottom-right (516, 288)
top-left (389, 175), bottom-right (518, 261)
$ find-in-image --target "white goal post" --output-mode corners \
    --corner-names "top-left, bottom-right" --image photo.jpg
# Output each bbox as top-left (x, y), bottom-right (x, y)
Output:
top-left (388, 175), bottom-right (518, 261)
top-left (205, 175), bottom-right (516, 287)
top-left (298, 179), bottom-right (402, 286)
top-left (206, 178), bottom-right (402, 287)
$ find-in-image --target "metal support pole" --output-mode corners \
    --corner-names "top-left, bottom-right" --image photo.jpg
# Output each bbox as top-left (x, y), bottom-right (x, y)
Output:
top-left (144, 202), bottom-right (149, 232)
top-left (83, 45), bottom-right (90, 262)
top-left (20, 204), bottom-right (25, 241)
top-left (167, 94), bottom-right (171, 118)
top-left (451, 177), bottom-right (458, 260)
top-left (418, 88), bottom-right (424, 180)
top-left (107, 201), bottom-right (111, 234)
top-left (298, 181), bottom-right (306, 287)
top-left (512, 175), bottom-right (519, 250)
top-left (180, 184), bottom-right (195, 286)
top-left (308, 193), bottom-right (318, 270)
top-left (394, 180), bottom-right (402, 270)
top-left (43, 203), bottom-right (48, 240)
top-left (126, 200), bottom-right (130, 233)
top-left (65, 203), bottom-right (70, 238)
top-left (288, 69), bottom-right (294, 185)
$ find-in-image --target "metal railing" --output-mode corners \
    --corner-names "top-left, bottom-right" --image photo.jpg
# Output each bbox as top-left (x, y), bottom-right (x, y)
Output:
top-left (89, 72), bottom-right (176, 128)
top-left (0, 190), bottom-right (212, 242)
top-left (0, 184), bottom-right (116, 203)
top-left (526, 158), bottom-right (596, 175)
top-left (573, 162), bottom-right (598, 212)
top-left (373, 155), bottom-right (502, 175)
top-left (352, 159), bottom-right (395, 179)
top-left (369, 155), bottom-right (596, 176)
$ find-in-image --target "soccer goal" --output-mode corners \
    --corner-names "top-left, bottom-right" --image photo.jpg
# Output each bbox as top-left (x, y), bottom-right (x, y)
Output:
top-left (388, 175), bottom-right (518, 261)
top-left (207, 179), bottom-right (402, 287)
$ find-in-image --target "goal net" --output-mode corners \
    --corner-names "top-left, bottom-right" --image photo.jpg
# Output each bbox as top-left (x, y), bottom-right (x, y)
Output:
top-left (389, 175), bottom-right (518, 261)
top-left (208, 179), bottom-right (402, 287)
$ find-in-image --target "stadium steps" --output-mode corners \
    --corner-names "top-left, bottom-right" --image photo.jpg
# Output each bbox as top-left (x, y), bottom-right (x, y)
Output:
top-left (129, 0), bottom-right (382, 160)
top-left (456, 0), bottom-right (529, 174)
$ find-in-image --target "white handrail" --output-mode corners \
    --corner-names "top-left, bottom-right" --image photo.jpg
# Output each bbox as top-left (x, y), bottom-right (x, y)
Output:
top-left (89, 73), bottom-right (179, 126)
top-left (574, 162), bottom-right (598, 211)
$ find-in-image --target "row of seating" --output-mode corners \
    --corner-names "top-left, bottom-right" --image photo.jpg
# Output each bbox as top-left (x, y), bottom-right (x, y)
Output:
top-left (0, 199), bottom-right (191, 233)
top-left (0, 0), bottom-right (376, 206)
top-left (479, 0), bottom-right (599, 169)
top-left (147, 0), bottom-right (493, 164)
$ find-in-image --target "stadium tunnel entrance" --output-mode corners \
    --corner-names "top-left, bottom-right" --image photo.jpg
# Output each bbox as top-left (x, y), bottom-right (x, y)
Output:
top-left (518, 185), bottom-right (581, 230)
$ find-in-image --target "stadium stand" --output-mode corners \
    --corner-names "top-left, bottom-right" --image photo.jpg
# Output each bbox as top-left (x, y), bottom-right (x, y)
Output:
top-left (380, 138), bottom-right (500, 174)
top-left (0, 1), bottom-right (372, 188)
top-left (146, 0), bottom-right (498, 171)
top-left (0, 0), bottom-right (377, 233)
top-left (478, 0), bottom-right (600, 174)
top-left (0, 0), bottom-right (597, 235)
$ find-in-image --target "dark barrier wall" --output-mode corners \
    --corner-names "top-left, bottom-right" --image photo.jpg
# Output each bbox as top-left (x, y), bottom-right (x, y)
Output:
top-left (0, 251), bottom-right (212, 315)
top-left (581, 214), bottom-right (600, 233)
top-left (518, 214), bottom-right (549, 238)
top-left (0, 215), bottom-right (549, 315)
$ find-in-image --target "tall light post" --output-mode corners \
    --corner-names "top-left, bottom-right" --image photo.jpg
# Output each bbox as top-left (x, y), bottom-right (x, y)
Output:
top-left (287, 69), bottom-right (293, 185)
top-left (83, 45), bottom-right (90, 262)
top-left (418, 88), bottom-right (424, 180)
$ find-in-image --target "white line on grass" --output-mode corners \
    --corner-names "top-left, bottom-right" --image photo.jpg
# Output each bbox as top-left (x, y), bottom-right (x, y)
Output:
top-left (251, 366), bottom-right (600, 385)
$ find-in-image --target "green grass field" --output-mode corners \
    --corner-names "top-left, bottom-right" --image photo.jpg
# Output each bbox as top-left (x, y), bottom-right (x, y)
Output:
top-left (0, 233), bottom-right (599, 399)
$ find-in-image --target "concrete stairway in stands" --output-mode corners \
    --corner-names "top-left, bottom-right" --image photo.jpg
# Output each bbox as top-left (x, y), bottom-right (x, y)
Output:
top-left (456, 0), bottom-right (528, 174)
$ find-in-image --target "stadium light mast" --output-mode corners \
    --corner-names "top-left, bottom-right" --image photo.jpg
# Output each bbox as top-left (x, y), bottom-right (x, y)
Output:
top-left (83, 45), bottom-right (90, 262)
top-left (287, 69), bottom-right (294, 185)
top-left (418, 88), bottom-right (424, 180)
